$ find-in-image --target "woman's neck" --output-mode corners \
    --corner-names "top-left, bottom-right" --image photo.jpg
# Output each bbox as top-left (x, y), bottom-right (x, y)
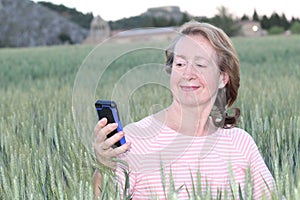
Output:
top-left (154, 101), bottom-right (217, 136)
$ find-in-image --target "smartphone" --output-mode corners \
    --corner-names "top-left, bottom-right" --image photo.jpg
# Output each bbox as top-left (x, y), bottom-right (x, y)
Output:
top-left (95, 100), bottom-right (126, 148)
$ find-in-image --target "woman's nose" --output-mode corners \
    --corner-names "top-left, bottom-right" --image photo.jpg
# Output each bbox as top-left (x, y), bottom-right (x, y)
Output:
top-left (183, 63), bottom-right (196, 79)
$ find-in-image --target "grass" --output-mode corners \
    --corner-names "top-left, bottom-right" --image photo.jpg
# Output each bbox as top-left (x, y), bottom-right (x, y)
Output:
top-left (0, 35), bottom-right (300, 199)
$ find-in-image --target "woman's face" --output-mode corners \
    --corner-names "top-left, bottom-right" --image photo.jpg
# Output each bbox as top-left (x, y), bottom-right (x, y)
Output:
top-left (170, 34), bottom-right (228, 107)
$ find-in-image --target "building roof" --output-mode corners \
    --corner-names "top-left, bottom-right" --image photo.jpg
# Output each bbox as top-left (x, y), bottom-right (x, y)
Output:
top-left (116, 27), bottom-right (177, 37)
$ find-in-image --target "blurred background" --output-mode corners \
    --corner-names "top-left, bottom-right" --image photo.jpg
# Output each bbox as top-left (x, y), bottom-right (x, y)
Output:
top-left (0, 0), bottom-right (300, 47)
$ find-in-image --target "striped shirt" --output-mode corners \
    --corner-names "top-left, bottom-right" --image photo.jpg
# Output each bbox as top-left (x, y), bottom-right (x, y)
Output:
top-left (115, 115), bottom-right (276, 199)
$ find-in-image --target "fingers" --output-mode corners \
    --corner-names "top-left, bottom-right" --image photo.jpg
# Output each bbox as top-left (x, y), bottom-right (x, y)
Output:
top-left (94, 118), bottom-right (118, 142)
top-left (101, 131), bottom-right (124, 150)
top-left (94, 141), bottom-right (131, 170)
top-left (113, 141), bottom-right (131, 155)
top-left (94, 117), bottom-right (107, 130)
top-left (93, 118), bottom-right (131, 170)
top-left (94, 141), bottom-right (131, 169)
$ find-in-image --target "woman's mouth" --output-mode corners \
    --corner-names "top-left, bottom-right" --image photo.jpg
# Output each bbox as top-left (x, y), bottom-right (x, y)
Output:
top-left (180, 85), bottom-right (200, 91)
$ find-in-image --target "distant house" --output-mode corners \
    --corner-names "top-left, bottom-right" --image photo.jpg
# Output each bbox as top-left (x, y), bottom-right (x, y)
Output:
top-left (83, 15), bottom-right (110, 44)
top-left (240, 20), bottom-right (266, 36)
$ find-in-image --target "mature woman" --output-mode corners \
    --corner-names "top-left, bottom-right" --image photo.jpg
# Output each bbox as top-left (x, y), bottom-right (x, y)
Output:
top-left (93, 21), bottom-right (276, 199)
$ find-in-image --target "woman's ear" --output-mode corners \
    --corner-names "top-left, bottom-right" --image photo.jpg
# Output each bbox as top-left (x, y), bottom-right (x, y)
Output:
top-left (218, 72), bottom-right (229, 89)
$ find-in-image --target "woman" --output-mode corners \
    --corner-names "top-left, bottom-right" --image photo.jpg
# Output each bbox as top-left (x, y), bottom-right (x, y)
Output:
top-left (93, 21), bottom-right (277, 199)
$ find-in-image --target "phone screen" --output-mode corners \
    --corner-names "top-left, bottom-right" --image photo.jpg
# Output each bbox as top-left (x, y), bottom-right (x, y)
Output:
top-left (95, 100), bottom-right (126, 148)
top-left (97, 107), bottom-right (118, 137)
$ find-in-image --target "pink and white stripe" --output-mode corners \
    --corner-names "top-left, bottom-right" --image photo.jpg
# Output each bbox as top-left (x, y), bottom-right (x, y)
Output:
top-left (115, 115), bottom-right (276, 199)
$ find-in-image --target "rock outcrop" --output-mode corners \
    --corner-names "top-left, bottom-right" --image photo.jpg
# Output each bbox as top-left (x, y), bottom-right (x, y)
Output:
top-left (0, 0), bottom-right (88, 47)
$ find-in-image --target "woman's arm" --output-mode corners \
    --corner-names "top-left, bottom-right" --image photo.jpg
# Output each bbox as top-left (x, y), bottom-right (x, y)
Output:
top-left (93, 169), bottom-right (102, 199)
top-left (93, 118), bottom-right (131, 199)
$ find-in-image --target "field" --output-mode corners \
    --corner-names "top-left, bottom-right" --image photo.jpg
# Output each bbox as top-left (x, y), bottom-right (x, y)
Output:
top-left (0, 35), bottom-right (300, 199)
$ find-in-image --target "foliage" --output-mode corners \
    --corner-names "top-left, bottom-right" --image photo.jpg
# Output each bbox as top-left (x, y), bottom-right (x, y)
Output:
top-left (279, 14), bottom-right (290, 30)
top-left (259, 13), bottom-right (298, 31)
top-left (252, 9), bottom-right (259, 21)
top-left (107, 7), bottom-right (300, 36)
top-left (268, 26), bottom-right (285, 35)
top-left (109, 15), bottom-right (154, 30)
top-left (109, 15), bottom-right (185, 30)
top-left (291, 17), bottom-right (300, 25)
top-left (206, 6), bottom-right (241, 37)
top-left (27, 2), bottom-right (300, 38)
top-left (180, 12), bottom-right (191, 24)
top-left (152, 17), bottom-right (175, 27)
top-left (0, 36), bottom-right (300, 199)
top-left (58, 33), bottom-right (73, 44)
top-left (269, 13), bottom-right (282, 28)
top-left (107, 6), bottom-right (299, 35)
top-left (38, 1), bottom-right (93, 29)
top-left (241, 14), bottom-right (249, 21)
top-left (261, 15), bottom-right (272, 30)
top-left (290, 22), bottom-right (300, 34)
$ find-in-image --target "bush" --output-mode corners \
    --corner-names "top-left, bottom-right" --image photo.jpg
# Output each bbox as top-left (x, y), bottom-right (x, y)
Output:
top-left (58, 33), bottom-right (73, 44)
top-left (290, 21), bottom-right (300, 34)
top-left (268, 26), bottom-right (285, 35)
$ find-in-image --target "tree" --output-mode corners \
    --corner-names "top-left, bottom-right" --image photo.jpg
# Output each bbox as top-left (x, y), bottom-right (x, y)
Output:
top-left (290, 21), bottom-right (300, 34)
top-left (241, 14), bottom-right (249, 21)
top-left (38, 1), bottom-right (93, 29)
top-left (269, 12), bottom-right (281, 27)
top-left (58, 33), bottom-right (73, 44)
top-left (252, 9), bottom-right (259, 21)
top-left (152, 17), bottom-right (169, 27)
top-left (208, 6), bottom-right (241, 37)
top-left (180, 12), bottom-right (190, 25)
top-left (261, 15), bottom-right (270, 29)
top-left (280, 14), bottom-right (290, 30)
top-left (168, 18), bottom-right (177, 26)
top-left (268, 26), bottom-right (284, 35)
top-left (291, 17), bottom-right (300, 24)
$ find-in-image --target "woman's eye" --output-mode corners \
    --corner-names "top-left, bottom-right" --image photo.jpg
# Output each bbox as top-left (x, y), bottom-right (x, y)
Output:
top-left (196, 64), bottom-right (206, 68)
top-left (175, 62), bottom-right (185, 67)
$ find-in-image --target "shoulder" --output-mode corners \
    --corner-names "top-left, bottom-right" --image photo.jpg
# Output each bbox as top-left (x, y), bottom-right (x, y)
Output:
top-left (220, 127), bottom-right (255, 142)
top-left (218, 127), bottom-right (258, 154)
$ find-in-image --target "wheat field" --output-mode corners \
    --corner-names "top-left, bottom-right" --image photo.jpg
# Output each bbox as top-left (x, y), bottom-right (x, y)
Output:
top-left (0, 35), bottom-right (299, 199)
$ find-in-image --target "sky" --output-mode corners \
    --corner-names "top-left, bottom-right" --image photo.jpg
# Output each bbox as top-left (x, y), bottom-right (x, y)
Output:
top-left (33, 0), bottom-right (299, 21)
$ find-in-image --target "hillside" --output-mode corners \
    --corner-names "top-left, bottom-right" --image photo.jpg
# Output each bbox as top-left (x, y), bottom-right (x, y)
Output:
top-left (109, 6), bottom-right (192, 30)
top-left (0, 0), bottom-right (88, 47)
top-left (37, 1), bottom-right (94, 29)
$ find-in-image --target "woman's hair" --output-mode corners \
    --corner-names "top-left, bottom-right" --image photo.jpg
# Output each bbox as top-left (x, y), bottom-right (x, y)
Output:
top-left (165, 20), bottom-right (240, 128)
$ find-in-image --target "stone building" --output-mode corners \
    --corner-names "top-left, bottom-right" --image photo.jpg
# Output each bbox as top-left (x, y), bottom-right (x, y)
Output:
top-left (143, 6), bottom-right (184, 23)
top-left (240, 20), bottom-right (266, 36)
top-left (83, 15), bottom-right (110, 44)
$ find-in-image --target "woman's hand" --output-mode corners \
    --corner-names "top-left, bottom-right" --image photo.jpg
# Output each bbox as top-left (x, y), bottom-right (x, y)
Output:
top-left (93, 118), bottom-right (131, 170)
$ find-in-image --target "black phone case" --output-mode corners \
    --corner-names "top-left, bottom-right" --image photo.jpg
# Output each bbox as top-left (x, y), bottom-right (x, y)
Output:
top-left (95, 100), bottom-right (126, 148)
